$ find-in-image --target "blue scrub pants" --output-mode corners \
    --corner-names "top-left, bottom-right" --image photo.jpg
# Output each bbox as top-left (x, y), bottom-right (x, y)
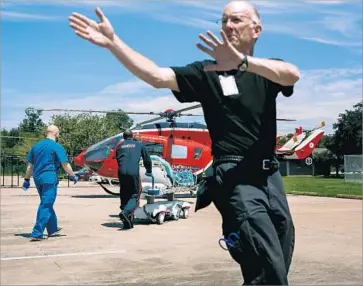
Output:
top-left (31, 182), bottom-right (58, 238)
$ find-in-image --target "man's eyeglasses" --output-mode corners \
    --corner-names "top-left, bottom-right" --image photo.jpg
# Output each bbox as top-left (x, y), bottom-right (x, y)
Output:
top-left (215, 16), bottom-right (257, 27)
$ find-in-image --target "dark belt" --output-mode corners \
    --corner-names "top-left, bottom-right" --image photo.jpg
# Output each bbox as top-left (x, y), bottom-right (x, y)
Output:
top-left (212, 155), bottom-right (244, 166)
top-left (213, 155), bottom-right (280, 171)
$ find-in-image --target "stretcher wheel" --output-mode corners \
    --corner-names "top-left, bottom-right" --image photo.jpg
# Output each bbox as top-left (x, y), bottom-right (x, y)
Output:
top-left (181, 208), bottom-right (189, 219)
top-left (172, 206), bottom-right (181, 221)
top-left (156, 212), bottom-right (165, 225)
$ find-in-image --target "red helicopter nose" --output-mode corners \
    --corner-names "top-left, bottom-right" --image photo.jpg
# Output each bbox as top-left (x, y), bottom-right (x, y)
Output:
top-left (74, 151), bottom-right (85, 167)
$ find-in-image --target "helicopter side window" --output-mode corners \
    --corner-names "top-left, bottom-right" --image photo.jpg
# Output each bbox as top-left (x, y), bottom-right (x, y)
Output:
top-left (194, 147), bottom-right (203, 160)
top-left (142, 141), bottom-right (164, 157)
top-left (171, 145), bottom-right (188, 159)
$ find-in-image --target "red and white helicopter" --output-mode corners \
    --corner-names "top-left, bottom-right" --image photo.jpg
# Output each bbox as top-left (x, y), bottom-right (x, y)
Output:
top-left (37, 105), bottom-right (325, 195)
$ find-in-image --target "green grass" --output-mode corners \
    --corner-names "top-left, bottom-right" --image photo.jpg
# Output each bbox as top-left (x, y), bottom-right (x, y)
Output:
top-left (283, 176), bottom-right (362, 199)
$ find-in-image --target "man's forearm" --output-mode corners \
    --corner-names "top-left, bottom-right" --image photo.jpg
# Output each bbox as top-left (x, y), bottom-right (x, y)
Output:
top-left (246, 56), bottom-right (300, 86)
top-left (24, 164), bottom-right (33, 180)
top-left (107, 35), bottom-right (164, 88)
top-left (62, 163), bottom-right (75, 177)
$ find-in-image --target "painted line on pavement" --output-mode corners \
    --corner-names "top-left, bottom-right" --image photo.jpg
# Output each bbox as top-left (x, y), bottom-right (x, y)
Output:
top-left (1, 227), bottom-right (32, 231)
top-left (1, 250), bottom-right (127, 261)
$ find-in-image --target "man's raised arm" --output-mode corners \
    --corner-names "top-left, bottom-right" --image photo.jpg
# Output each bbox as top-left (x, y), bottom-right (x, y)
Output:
top-left (108, 36), bottom-right (179, 91)
top-left (246, 57), bottom-right (300, 87)
top-left (69, 8), bottom-right (179, 91)
top-left (197, 30), bottom-right (300, 87)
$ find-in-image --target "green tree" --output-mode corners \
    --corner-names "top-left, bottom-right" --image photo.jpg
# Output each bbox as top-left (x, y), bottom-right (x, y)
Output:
top-left (10, 133), bottom-right (41, 157)
top-left (317, 134), bottom-right (332, 148)
top-left (104, 110), bottom-right (133, 132)
top-left (313, 150), bottom-right (335, 176)
top-left (0, 128), bottom-right (21, 150)
top-left (19, 108), bottom-right (46, 134)
top-left (49, 111), bottom-right (133, 157)
top-left (326, 101), bottom-right (362, 175)
top-left (277, 133), bottom-right (294, 145)
top-left (0, 109), bottom-right (46, 156)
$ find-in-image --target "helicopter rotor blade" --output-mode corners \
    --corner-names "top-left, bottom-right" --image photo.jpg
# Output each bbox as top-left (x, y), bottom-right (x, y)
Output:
top-left (30, 104), bottom-right (202, 117)
top-left (31, 107), bottom-right (161, 116)
top-left (304, 121), bottom-right (326, 133)
top-left (135, 116), bottom-right (164, 126)
top-left (32, 106), bottom-right (293, 123)
top-left (178, 113), bottom-right (204, 117)
top-left (172, 104), bottom-right (202, 115)
top-left (277, 118), bottom-right (297, 122)
top-left (124, 111), bottom-right (161, 115)
top-left (31, 108), bottom-right (117, 114)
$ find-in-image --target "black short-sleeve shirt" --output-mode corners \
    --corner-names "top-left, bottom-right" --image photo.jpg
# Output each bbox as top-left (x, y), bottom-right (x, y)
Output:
top-left (170, 59), bottom-right (294, 159)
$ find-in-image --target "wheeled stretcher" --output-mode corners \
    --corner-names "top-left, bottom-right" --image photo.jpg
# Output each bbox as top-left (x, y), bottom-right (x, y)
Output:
top-left (131, 175), bottom-right (191, 225)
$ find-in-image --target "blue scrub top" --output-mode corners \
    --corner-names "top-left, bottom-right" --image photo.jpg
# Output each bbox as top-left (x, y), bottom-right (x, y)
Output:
top-left (26, 138), bottom-right (69, 184)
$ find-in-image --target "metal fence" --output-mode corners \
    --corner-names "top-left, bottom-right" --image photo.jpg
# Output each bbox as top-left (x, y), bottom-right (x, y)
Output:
top-left (344, 155), bottom-right (362, 183)
top-left (0, 153), bottom-right (78, 188)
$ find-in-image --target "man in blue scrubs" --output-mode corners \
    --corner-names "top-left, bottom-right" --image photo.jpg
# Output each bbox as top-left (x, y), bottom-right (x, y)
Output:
top-left (22, 125), bottom-right (79, 241)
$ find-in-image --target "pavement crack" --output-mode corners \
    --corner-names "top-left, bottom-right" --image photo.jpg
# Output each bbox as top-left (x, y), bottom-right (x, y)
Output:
top-left (53, 260), bottom-right (78, 285)
top-left (54, 261), bottom-right (62, 269)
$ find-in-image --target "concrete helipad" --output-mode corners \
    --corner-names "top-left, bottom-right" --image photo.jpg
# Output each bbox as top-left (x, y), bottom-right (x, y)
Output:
top-left (1, 182), bottom-right (362, 285)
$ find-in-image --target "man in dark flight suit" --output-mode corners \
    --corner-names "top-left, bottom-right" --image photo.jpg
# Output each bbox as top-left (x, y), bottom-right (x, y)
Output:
top-left (115, 129), bottom-right (152, 229)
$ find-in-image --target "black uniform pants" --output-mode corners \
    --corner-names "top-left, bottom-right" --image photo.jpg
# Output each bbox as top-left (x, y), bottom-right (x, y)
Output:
top-left (211, 160), bottom-right (295, 285)
top-left (118, 174), bottom-right (142, 216)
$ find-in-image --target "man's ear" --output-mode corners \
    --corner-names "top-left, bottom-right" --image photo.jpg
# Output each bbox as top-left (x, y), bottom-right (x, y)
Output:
top-left (253, 23), bottom-right (262, 39)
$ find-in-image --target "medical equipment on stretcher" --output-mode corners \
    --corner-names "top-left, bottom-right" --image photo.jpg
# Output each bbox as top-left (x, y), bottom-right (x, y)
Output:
top-left (131, 174), bottom-right (191, 225)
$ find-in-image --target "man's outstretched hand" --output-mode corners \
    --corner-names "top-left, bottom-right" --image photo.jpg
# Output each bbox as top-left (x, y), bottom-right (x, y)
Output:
top-left (69, 7), bottom-right (115, 48)
top-left (196, 30), bottom-right (244, 72)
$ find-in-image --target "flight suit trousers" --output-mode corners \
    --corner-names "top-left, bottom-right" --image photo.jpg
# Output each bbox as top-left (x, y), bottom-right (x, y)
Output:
top-left (211, 160), bottom-right (295, 285)
top-left (118, 174), bottom-right (142, 217)
top-left (31, 182), bottom-right (59, 238)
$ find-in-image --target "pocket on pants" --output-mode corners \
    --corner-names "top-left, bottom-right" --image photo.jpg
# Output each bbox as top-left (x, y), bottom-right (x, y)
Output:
top-left (195, 176), bottom-right (215, 212)
top-left (224, 231), bottom-right (245, 265)
top-left (214, 162), bottom-right (241, 194)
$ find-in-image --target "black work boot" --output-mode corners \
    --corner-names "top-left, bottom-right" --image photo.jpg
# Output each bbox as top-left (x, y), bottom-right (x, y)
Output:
top-left (119, 212), bottom-right (132, 229)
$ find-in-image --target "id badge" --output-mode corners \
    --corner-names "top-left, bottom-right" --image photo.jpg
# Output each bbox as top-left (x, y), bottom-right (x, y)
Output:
top-left (219, 75), bottom-right (239, 96)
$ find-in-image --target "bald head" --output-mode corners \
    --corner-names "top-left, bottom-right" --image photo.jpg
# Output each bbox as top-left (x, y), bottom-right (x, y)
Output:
top-left (47, 125), bottom-right (60, 141)
top-left (224, 1), bottom-right (260, 24)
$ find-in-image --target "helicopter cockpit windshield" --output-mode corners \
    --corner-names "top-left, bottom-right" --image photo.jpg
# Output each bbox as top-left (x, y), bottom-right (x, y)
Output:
top-left (84, 134), bottom-right (123, 162)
